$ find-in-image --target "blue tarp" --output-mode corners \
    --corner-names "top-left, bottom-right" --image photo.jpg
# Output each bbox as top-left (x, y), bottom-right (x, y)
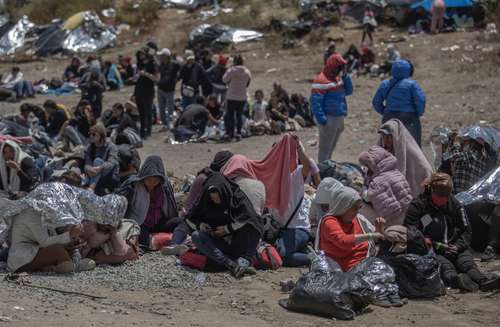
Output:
top-left (411, 0), bottom-right (473, 11)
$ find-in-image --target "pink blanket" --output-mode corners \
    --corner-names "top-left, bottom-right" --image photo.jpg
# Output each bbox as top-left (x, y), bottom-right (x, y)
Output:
top-left (222, 135), bottom-right (298, 216)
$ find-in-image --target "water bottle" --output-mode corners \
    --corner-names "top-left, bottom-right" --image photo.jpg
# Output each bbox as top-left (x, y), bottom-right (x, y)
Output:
top-left (72, 249), bottom-right (81, 270)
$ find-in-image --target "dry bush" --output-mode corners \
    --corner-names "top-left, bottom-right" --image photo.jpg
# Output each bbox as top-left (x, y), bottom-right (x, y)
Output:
top-left (116, 0), bottom-right (161, 30)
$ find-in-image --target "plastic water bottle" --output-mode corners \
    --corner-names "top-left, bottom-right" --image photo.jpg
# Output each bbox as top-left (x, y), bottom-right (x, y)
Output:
top-left (72, 249), bottom-right (81, 270)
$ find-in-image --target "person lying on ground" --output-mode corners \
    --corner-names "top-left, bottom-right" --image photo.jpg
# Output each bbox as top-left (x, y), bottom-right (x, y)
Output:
top-left (117, 155), bottom-right (181, 250)
top-left (404, 173), bottom-right (500, 292)
top-left (63, 100), bottom-right (94, 147)
top-left (173, 96), bottom-right (218, 141)
top-left (63, 57), bottom-right (83, 83)
top-left (378, 119), bottom-right (433, 197)
top-left (186, 172), bottom-right (264, 278)
top-left (373, 59), bottom-right (426, 146)
top-left (83, 124), bottom-right (119, 195)
top-left (358, 145), bottom-right (413, 226)
top-left (0, 140), bottom-right (39, 199)
top-left (315, 185), bottom-right (384, 272)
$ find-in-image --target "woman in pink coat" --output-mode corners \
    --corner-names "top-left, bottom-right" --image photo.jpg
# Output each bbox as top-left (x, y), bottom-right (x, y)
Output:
top-left (359, 145), bottom-right (413, 226)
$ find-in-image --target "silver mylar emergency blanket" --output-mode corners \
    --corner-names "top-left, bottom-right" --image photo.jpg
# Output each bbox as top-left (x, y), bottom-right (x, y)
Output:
top-left (62, 11), bottom-right (117, 53)
top-left (459, 124), bottom-right (500, 150)
top-left (456, 167), bottom-right (500, 206)
top-left (0, 15), bottom-right (35, 55)
top-left (0, 183), bottom-right (127, 244)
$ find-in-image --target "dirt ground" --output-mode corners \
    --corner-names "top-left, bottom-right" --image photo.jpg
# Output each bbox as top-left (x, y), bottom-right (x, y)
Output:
top-left (1, 6), bottom-right (500, 327)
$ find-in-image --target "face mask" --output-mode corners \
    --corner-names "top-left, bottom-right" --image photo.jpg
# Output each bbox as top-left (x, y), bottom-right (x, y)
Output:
top-left (431, 194), bottom-right (448, 208)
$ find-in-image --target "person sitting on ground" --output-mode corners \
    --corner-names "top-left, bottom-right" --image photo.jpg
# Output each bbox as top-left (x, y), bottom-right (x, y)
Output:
top-left (3, 104), bottom-right (33, 135)
top-left (446, 135), bottom-right (492, 194)
top-left (378, 119), bottom-right (433, 197)
top-left (380, 44), bottom-right (401, 75)
top-left (358, 145), bottom-right (413, 226)
top-left (315, 185), bottom-right (384, 272)
top-left (1, 183), bottom-right (128, 273)
top-left (80, 68), bottom-right (106, 119)
top-left (360, 46), bottom-right (376, 74)
top-left (186, 172), bottom-right (264, 278)
top-left (105, 103), bottom-right (138, 141)
top-left (404, 173), bottom-right (500, 292)
top-left (117, 144), bottom-right (141, 185)
top-left (63, 100), bottom-right (94, 147)
top-left (272, 82), bottom-right (291, 109)
top-left (43, 100), bottom-right (70, 139)
top-left (63, 57), bottom-right (83, 82)
top-left (124, 100), bottom-right (140, 131)
top-left (309, 177), bottom-right (344, 235)
top-left (173, 96), bottom-right (218, 141)
top-left (266, 93), bottom-right (289, 134)
top-left (290, 93), bottom-right (314, 127)
top-left (373, 59), bottom-right (426, 146)
top-left (0, 140), bottom-right (39, 199)
top-left (103, 60), bottom-right (123, 91)
top-left (1, 66), bottom-right (34, 100)
top-left (118, 55), bottom-right (136, 85)
top-left (118, 155), bottom-right (180, 250)
top-left (206, 95), bottom-right (223, 120)
top-left (311, 53), bottom-right (353, 163)
top-left (83, 124), bottom-right (119, 195)
top-left (343, 44), bottom-right (361, 73)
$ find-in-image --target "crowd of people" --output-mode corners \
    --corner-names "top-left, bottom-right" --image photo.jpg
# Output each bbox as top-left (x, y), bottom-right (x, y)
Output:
top-left (0, 37), bottom-right (499, 316)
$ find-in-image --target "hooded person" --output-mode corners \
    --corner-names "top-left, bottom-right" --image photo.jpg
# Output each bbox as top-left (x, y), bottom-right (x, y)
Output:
top-left (0, 183), bottom-right (128, 273)
top-left (378, 119), bottom-right (433, 197)
top-left (372, 59), bottom-right (426, 146)
top-left (404, 173), bottom-right (500, 292)
top-left (186, 172), bottom-right (264, 278)
top-left (310, 54), bottom-right (353, 163)
top-left (0, 140), bottom-right (39, 198)
top-left (358, 145), bottom-right (413, 226)
top-left (309, 177), bottom-right (345, 235)
top-left (117, 155), bottom-right (179, 248)
top-left (314, 186), bottom-right (382, 272)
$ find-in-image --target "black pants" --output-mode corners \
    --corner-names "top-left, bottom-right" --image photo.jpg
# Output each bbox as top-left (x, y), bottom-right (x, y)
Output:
top-left (225, 100), bottom-right (246, 138)
top-left (468, 203), bottom-right (500, 251)
top-left (139, 216), bottom-right (183, 247)
top-left (436, 250), bottom-right (486, 287)
top-left (382, 111), bottom-right (422, 147)
top-left (136, 93), bottom-right (154, 138)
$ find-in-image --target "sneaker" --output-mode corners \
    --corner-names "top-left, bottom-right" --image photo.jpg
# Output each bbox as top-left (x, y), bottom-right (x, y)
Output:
top-left (372, 294), bottom-right (392, 308)
top-left (234, 134), bottom-right (242, 142)
top-left (76, 258), bottom-right (96, 272)
top-left (388, 293), bottom-right (405, 307)
top-left (53, 261), bottom-right (75, 274)
top-left (479, 276), bottom-right (500, 292)
top-left (230, 258), bottom-right (256, 278)
top-left (160, 244), bottom-right (189, 256)
top-left (456, 273), bottom-right (479, 292)
top-left (481, 245), bottom-right (497, 262)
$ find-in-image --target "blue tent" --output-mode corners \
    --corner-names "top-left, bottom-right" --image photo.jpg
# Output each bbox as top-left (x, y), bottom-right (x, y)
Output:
top-left (410, 0), bottom-right (473, 11)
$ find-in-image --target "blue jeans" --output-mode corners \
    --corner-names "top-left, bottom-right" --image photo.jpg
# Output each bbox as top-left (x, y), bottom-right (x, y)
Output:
top-left (158, 89), bottom-right (175, 126)
top-left (382, 111), bottom-right (422, 147)
top-left (181, 95), bottom-right (195, 109)
top-left (86, 158), bottom-right (105, 187)
top-left (275, 228), bottom-right (311, 267)
top-left (14, 80), bottom-right (34, 97)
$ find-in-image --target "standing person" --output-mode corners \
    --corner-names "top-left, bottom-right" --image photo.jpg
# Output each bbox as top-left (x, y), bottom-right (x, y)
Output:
top-left (311, 54), bottom-right (353, 163)
top-left (372, 59), bottom-right (426, 146)
top-left (362, 5), bottom-right (377, 44)
top-left (223, 55), bottom-right (251, 141)
top-left (134, 47), bottom-right (159, 139)
top-left (157, 48), bottom-right (180, 130)
top-left (431, 0), bottom-right (446, 34)
top-left (207, 54), bottom-right (228, 103)
top-left (179, 50), bottom-right (211, 109)
top-left (323, 41), bottom-right (337, 64)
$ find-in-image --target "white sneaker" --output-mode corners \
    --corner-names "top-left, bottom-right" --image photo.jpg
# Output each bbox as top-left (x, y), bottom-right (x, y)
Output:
top-left (76, 258), bottom-right (96, 272)
top-left (160, 244), bottom-right (189, 256)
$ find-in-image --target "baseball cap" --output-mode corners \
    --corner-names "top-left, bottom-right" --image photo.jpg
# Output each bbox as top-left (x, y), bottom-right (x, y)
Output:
top-left (185, 50), bottom-right (195, 60)
top-left (157, 48), bottom-right (171, 56)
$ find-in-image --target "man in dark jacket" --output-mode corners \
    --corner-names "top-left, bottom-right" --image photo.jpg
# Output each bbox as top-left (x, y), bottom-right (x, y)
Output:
top-left (157, 48), bottom-right (180, 130)
top-left (404, 173), bottom-right (500, 292)
top-left (43, 100), bottom-right (68, 139)
top-left (179, 50), bottom-right (211, 109)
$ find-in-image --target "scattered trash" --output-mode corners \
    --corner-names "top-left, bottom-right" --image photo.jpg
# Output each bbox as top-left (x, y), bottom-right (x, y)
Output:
top-left (307, 139), bottom-right (318, 147)
top-left (161, 0), bottom-right (213, 10)
top-left (441, 45), bottom-right (460, 52)
top-left (101, 8), bottom-right (116, 18)
top-left (461, 54), bottom-right (473, 63)
top-left (266, 68), bottom-right (277, 74)
top-left (481, 46), bottom-right (494, 53)
top-left (13, 306), bottom-right (25, 311)
top-left (0, 316), bottom-right (12, 322)
top-left (188, 24), bottom-right (263, 51)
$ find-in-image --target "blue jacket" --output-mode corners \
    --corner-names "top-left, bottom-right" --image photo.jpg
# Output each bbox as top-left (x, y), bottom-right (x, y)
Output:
top-left (372, 60), bottom-right (426, 117)
top-left (310, 74), bottom-right (353, 125)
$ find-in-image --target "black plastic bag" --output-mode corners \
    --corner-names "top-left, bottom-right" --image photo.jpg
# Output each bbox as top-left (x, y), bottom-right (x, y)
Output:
top-left (349, 257), bottom-right (399, 301)
top-left (382, 253), bottom-right (446, 299)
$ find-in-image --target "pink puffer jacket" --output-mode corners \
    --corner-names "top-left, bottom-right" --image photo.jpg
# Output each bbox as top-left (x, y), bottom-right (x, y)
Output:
top-left (359, 145), bottom-right (413, 226)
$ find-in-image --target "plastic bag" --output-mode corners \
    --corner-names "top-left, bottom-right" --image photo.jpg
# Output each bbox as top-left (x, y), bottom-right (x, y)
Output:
top-left (456, 167), bottom-right (500, 206)
top-left (310, 251), bottom-right (342, 273)
top-left (349, 257), bottom-right (399, 301)
top-left (382, 253), bottom-right (446, 299)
